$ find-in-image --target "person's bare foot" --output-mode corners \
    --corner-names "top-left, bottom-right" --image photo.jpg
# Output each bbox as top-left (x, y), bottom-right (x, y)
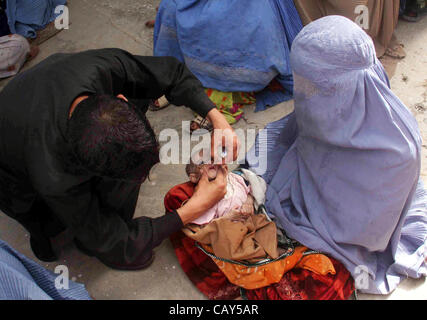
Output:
top-left (145, 20), bottom-right (155, 28)
top-left (145, 7), bottom-right (159, 28)
top-left (27, 45), bottom-right (40, 61)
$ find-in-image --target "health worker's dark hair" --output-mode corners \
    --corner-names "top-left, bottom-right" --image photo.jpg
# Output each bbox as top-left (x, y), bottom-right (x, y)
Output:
top-left (67, 95), bottom-right (159, 181)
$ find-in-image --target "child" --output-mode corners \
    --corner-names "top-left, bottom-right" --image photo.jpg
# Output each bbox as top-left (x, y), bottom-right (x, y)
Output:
top-left (184, 162), bottom-right (254, 225)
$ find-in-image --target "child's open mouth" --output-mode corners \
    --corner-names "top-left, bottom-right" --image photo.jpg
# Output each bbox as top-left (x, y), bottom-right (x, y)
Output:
top-left (205, 164), bottom-right (219, 180)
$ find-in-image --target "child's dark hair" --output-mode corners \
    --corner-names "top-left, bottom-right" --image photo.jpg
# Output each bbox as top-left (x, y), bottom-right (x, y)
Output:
top-left (67, 95), bottom-right (159, 181)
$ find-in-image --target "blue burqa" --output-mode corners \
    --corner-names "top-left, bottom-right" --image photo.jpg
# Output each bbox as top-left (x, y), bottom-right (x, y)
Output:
top-left (6, 0), bottom-right (67, 39)
top-left (153, 0), bottom-right (303, 111)
top-left (247, 16), bottom-right (427, 294)
top-left (0, 239), bottom-right (91, 300)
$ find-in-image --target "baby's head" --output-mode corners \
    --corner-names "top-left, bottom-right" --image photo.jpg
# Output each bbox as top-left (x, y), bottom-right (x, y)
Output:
top-left (185, 162), bottom-right (224, 184)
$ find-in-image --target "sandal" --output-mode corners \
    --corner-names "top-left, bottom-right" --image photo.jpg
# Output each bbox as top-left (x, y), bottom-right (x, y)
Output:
top-left (385, 43), bottom-right (406, 59)
top-left (145, 20), bottom-right (155, 28)
top-left (190, 115), bottom-right (213, 134)
top-left (27, 45), bottom-right (40, 61)
top-left (148, 95), bottom-right (170, 111)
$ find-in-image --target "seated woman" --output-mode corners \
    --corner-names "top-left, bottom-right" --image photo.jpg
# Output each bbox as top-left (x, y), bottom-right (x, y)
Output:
top-left (247, 15), bottom-right (427, 295)
top-left (150, 0), bottom-right (304, 124)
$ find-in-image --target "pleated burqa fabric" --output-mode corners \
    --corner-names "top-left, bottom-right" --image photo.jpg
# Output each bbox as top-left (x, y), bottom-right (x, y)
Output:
top-left (0, 239), bottom-right (91, 300)
top-left (247, 16), bottom-right (426, 294)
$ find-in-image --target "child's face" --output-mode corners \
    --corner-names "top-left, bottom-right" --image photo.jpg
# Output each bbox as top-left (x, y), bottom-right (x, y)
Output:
top-left (187, 163), bottom-right (225, 184)
top-left (187, 149), bottom-right (227, 183)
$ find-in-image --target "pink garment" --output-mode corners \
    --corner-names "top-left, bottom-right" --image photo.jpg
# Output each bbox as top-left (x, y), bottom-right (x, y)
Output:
top-left (191, 173), bottom-right (250, 225)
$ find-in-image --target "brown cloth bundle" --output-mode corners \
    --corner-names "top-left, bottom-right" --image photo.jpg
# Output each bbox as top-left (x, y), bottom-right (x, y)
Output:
top-left (183, 214), bottom-right (279, 262)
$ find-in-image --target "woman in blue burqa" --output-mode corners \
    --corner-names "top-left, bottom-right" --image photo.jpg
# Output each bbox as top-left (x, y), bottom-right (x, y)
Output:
top-left (153, 0), bottom-right (303, 113)
top-left (247, 15), bottom-right (426, 294)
